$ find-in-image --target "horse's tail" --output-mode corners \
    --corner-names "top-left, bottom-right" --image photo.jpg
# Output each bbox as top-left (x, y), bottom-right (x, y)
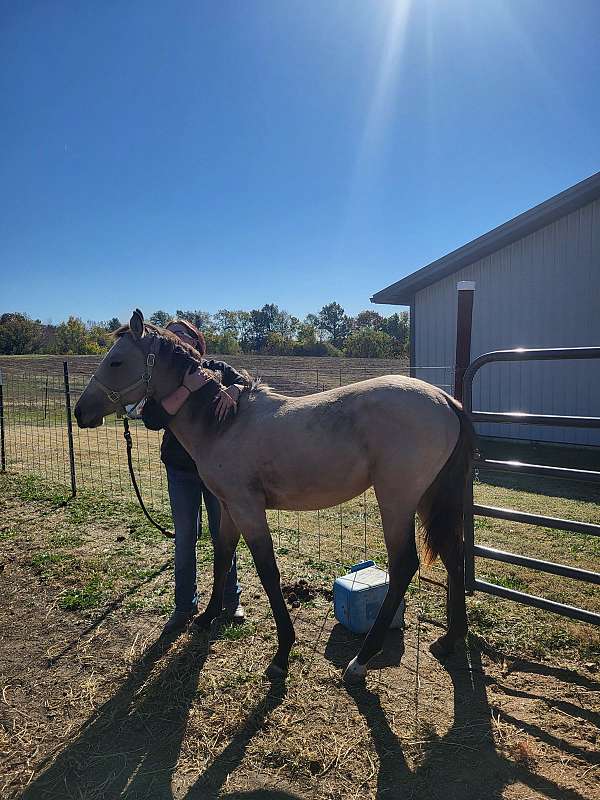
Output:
top-left (417, 396), bottom-right (477, 566)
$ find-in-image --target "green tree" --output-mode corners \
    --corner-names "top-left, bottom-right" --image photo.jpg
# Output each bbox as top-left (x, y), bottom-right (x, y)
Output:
top-left (87, 322), bottom-right (113, 352)
top-left (0, 313), bottom-right (43, 354)
top-left (149, 310), bottom-right (171, 327)
top-left (355, 310), bottom-right (384, 330)
top-left (242, 304), bottom-right (293, 351)
top-left (51, 317), bottom-right (101, 354)
top-left (380, 312), bottom-right (409, 354)
top-left (176, 309), bottom-right (214, 334)
top-left (318, 302), bottom-right (352, 348)
top-left (344, 328), bottom-right (399, 358)
top-left (106, 317), bottom-right (122, 332)
top-left (296, 320), bottom-right (318, 348)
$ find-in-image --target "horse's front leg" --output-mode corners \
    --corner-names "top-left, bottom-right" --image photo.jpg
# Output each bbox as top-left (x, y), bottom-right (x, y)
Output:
top-left (228, 501), bottom-right (295, 679)
top-left (194, 503), bottom-right (240, 628)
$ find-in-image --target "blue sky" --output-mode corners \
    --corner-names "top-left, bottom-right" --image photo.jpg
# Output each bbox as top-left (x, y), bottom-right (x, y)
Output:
top-left (1, 0), bottom-right (599, 324)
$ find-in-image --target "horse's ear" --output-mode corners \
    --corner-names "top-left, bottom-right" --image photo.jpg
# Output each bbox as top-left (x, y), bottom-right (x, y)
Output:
top-left (130, 309), bottom-right (144, 339)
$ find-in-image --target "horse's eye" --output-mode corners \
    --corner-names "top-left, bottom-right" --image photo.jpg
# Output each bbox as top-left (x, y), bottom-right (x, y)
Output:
top-left (110, 360), bottom-right (123, 368)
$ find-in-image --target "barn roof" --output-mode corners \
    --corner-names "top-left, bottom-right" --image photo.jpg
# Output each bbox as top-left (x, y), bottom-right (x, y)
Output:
top-left (371, 170), bottom-right (600, 306)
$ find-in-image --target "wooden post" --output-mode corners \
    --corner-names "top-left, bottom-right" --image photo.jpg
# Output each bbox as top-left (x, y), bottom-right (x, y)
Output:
top-left (453, 281), bottom-right (475, 402)
top-left (454, 281), bottom-right (476, 593)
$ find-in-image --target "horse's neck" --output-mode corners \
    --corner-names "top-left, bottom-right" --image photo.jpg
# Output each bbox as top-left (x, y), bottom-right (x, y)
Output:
top-left (167, 403), bottom-right (212, 467)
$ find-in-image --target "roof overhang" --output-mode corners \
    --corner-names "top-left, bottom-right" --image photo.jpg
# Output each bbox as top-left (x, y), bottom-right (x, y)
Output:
top-left (371, 170), bottom-right (600, 305)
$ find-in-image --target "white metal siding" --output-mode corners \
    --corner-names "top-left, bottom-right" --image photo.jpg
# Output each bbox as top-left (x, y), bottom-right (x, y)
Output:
top-left (415, 198), bottom-right (600, 445)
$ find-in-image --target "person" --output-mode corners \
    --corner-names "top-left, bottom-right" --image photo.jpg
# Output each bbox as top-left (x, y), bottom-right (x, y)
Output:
top-left (141, 318), bottom-right (247, 635)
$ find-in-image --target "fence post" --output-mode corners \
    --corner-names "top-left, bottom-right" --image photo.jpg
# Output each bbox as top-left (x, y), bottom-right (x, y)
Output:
top-left (0, 368), bottom-right (5, 473)
top-left (63, 361), bottom-right (77, 497)
top-left (453, 281), bottom-right (476, 593)
top-left (453, 281), bottom-right (475, 403)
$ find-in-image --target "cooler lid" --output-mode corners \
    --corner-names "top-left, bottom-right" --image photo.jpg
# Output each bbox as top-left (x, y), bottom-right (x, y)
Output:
top-left (335, 565), bottom-right (390, 592)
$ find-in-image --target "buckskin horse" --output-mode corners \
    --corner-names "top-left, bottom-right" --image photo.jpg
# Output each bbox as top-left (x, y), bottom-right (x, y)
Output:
top-left (75, 309), bottom-right (476, 682)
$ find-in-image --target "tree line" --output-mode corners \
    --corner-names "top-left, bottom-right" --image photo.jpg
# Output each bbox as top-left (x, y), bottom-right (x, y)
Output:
top-left (0, 303), bottom-right (409, 359)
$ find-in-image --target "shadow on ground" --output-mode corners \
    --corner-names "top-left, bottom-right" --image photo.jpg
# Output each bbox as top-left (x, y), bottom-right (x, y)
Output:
top-left (20, 627), bottom-right (595, 800)
top-left (21, 630), bottom-right (288, 800)
top-left (323, 624), bottom-right (593, 800)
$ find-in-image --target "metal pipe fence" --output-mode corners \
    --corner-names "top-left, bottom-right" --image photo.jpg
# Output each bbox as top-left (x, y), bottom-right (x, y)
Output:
top-left (0, 361), bottom-right (455, 567)
top-left (463, 346), bottom-right (600, 627)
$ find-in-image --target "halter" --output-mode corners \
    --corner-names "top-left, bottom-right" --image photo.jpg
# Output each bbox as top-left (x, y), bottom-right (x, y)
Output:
top-left (91, 336), bottom-right (159, 411)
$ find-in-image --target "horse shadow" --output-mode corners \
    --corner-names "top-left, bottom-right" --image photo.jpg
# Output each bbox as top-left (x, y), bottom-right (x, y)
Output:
top-left (324, 624), bottom-right (595, 800)
top-left (323, 621), bottom-right (405, 669)
top-left (20, 623), bottom-right (595, 800)
top-left (21, 629), bottom-right (289, 800)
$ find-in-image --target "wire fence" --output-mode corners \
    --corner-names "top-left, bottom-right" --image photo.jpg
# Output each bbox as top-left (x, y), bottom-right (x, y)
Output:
top-left (0, 360), bottom-right (455, 566)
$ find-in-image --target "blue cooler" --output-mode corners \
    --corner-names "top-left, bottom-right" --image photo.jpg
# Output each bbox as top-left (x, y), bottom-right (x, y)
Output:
top-left (334, 561), bottom-right (405, 635)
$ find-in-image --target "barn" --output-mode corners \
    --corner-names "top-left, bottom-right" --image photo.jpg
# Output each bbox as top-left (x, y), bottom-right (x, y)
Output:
top-left (371, 170), bottom-right (600, 446)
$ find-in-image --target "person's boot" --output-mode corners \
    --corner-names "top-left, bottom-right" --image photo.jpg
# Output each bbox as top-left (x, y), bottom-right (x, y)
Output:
top-left (161, 607), bottom-right (196, 636)
top-left (224, 603), bottom-right (245, 625)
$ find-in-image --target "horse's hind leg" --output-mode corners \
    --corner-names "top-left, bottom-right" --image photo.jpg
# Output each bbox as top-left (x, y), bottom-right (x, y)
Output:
top-left (344, 499), bottom-right (418, 683)
top-left (429, 538), bottom-right (468, 658)
top-left (228, 503), bottom-right (295, 679)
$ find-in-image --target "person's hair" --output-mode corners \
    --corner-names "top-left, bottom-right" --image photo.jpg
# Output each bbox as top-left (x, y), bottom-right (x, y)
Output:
top-left (166, 318), bottom-right (206, 356)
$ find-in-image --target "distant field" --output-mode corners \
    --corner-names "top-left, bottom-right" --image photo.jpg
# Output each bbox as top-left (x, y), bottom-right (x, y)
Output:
top-left (0, 352), bottom-right (412, 392)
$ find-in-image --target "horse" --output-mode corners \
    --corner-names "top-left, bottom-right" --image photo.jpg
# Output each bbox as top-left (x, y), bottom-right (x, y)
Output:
top-left (75, 309), bottom-right (476, 682)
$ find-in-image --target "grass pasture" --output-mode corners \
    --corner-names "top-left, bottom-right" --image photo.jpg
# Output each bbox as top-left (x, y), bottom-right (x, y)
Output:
top-left (0, 353), bottom-right (599, 798)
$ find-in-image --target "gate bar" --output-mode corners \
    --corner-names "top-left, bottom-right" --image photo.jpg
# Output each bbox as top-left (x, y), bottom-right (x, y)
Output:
top-left (473, 580), bottom-right (600, 626)
top-left (476, 458), bottom-right (600, 484)
top-left (473, 544), bottom-right (600, 584)
top-left (471, 410), bottom-right (600, 428)
top-left (474, 504), bottom-right (600, 536)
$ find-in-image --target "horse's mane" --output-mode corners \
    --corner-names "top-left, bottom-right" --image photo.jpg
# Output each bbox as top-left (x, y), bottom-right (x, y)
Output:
top-left (114, 322), bottom-right (258, 431)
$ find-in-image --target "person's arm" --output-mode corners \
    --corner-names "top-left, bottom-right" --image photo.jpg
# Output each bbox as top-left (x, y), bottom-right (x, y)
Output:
top-left (203, 359), bottom-right (248, 420)
top-left (203, 359), bottom-right (245, 388)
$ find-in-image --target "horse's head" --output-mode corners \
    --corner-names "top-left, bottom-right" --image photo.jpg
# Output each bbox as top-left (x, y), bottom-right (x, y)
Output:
top-left (75, 309), bottom-right (189, 428)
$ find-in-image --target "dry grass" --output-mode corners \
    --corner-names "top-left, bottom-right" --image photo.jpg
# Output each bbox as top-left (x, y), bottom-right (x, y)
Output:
top-left (1, 473), bottom-right (599, 799)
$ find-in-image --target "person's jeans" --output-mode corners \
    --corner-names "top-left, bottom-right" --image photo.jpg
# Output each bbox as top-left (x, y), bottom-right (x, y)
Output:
top-left (166, 465), bottom-right (241, 613)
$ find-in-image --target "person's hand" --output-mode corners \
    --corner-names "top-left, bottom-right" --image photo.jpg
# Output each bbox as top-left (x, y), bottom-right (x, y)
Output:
top-left (182, 365), bottom-right (211, 393)
top-left (213, 386), bottom-right (237, 421)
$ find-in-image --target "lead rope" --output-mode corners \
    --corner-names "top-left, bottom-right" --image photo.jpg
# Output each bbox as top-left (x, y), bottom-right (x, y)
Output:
top-left (123, 417), bottom-right (174, 539)
top-left (414, 555), bottom-right (422, 738)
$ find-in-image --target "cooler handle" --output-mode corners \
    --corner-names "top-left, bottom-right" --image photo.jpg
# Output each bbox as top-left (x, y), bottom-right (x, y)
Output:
top-left (350, 560), bottom-right (375, 573)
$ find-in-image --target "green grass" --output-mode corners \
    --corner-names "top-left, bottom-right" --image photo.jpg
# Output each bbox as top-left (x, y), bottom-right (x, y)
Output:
top-left (58, 575), bottom-right (111, 610)
top-left (220, 621), bottom-right (256, 641)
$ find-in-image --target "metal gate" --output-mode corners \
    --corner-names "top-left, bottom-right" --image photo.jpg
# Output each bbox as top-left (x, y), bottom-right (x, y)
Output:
top-left (462, 346), bottom-right (600, 626)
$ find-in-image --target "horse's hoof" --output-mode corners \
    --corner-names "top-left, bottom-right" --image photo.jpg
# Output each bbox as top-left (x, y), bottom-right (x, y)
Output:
top-left (429, 635), bottom-right (455, 659)
top-left (343, 657), bottom-right (367, 684)
top-left (190, 612), bottom-right (213, 632)
top-left (266, 661), bottom-right (288, 681)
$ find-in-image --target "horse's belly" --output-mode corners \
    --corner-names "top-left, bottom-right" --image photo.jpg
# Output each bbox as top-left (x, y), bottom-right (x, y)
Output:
top-left (263, 468), bottom-right (371, 512)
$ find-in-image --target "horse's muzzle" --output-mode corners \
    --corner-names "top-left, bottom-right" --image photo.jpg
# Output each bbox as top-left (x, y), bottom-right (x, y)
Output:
top-left (74, 402), bottom-right (104, 429)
